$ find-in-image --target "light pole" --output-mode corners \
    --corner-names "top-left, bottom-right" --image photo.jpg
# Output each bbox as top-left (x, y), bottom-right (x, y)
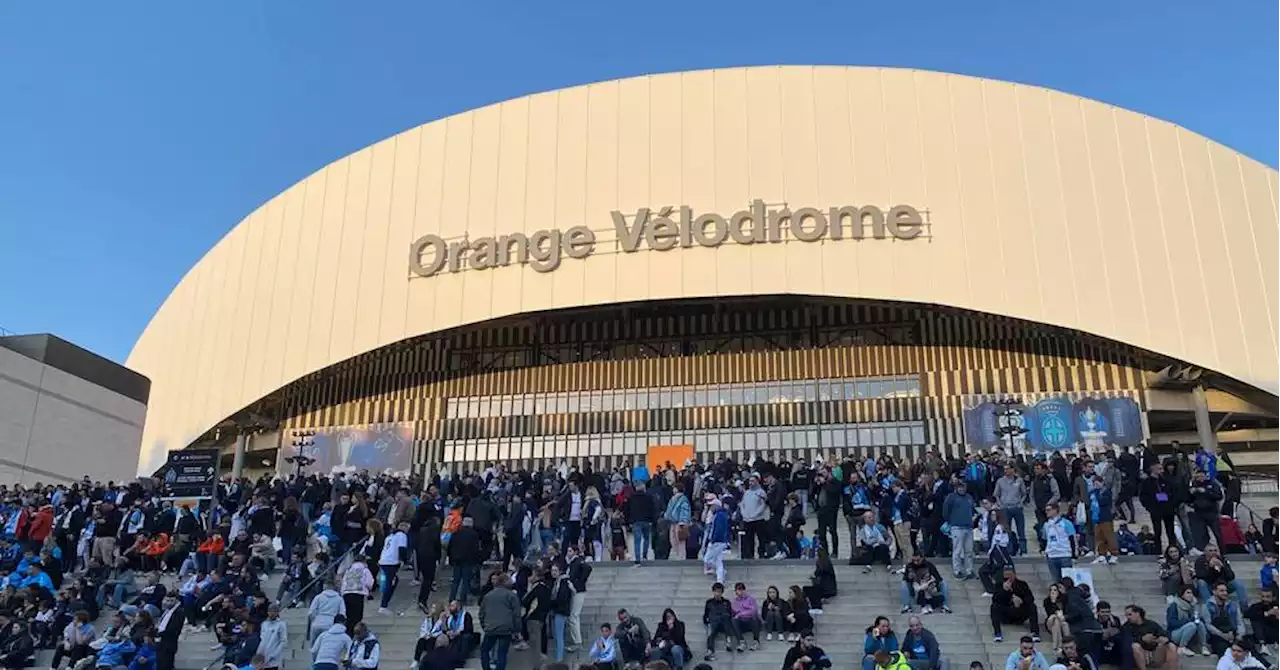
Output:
top-left (994, 398), bottom-right (1029, 455)
top-left (286, 430), bottom-right (317, 479)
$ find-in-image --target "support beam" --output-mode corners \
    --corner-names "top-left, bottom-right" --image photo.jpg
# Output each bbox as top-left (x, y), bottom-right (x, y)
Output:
top-left (231, 433), bottom-right (248, 480)
top-left (1191, 385), bottom-right (1219, 454)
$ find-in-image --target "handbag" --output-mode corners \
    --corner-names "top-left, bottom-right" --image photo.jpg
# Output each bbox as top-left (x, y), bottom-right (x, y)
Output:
top-left (676, 523), bottom-right (690, 542)
top-left (1075, 502), bottom-right (1088, 525)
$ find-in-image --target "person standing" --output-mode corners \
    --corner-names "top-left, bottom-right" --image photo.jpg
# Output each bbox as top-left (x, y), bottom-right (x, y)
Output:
top-left (341, 556), bottom-right (374, 634)
top-left (626, 482), bottom-right (656, 564)
top-left (347, 622), bottom-right (380, 670)
top-left (416, 515), bottom-right (442, 611)
top-left (664, 489), bottom-right (692, 558)
top-left (502, 492), bottom-right (527, 567)
top-left (548, 563), bottom-right (574, 661)
top-left (479, 571), bottom-right (521, 670)
top-left (308, 579), bottom-right (346, 645)
top-left (813, 471), bottom-right (842, 558)
top-left (448, 517), bottom-right (482, 605)
top-left (377, 520), bottom-right (410, 615)
top-left (92, 502), bottom-right (122, 565)
top-left (154, 595), bottom-right (184, 670)
top-left (703, 499), bottom-right (731, 585)
top-left (739, 476), bottom-right (770, 561)
top-left (1042, 504), bottom-right (1076, 583)
top-left (565, 544), bottom-right (593, 651)
top-left (1139, 462), bottom-right (1182, 554)
top-left (941, 481), bottom-right (976, 580)
top-left (993, 465), bottom-right (1028, 555)
top-left (1030, 462), bottom-right (1061, 553)
top-left (257, 604), bottom-right (288, 670)
top-left (310, 614), bottom-right (351, 670)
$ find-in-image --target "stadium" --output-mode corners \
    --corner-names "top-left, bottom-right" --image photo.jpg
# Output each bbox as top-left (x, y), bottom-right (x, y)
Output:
top-left (125, 66), bottom-right (1280, 478)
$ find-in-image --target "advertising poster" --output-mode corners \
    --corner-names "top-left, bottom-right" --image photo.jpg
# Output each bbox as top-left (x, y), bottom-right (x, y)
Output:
top-left (963, 394), bottom-right (1143, 453)
top-left (161, 448), bottom-right (220, 498)
top-left (279, 423), bottom-right (413, 477)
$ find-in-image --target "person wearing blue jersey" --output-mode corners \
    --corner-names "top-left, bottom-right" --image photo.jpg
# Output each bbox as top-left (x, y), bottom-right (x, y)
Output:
top-left (1042, 504), bottom-right (1076, 583)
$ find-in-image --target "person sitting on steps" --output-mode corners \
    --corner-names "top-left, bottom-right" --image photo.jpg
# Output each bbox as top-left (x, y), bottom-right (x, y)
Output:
top-left (991, 567), bottom-right (1041, 644)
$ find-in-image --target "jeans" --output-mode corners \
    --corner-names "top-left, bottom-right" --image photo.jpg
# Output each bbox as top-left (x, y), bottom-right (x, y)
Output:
top-left (312, 664), bottom-right (339, 670)
top-left (1046, 556), bottom-right (1073, 583)
top-left (302, 502), bottom-right (314, 523)
top-left (652, 644), bottom-right (686, 670)
top-left (1003, 506), bottom-right (1027, 554)
top-left (899, 581), bottom-right (950, 608)
top-left (632, 521), bottom-right (652, 561)
top-left (480, 632), bottom-right (512, 670)
top-left (949, 527), bottom-right (974, 577)
top-left (379, 564), bottom-right (399, 608)
top-left (732, 616), bottom-right (762, 642)
top-left (1170, 621), bottom-right (1208, 648)
top-left (450, 564), bottom-right (478, 604)
top-left (551, 614), bottom-right (567, 661)
top-left (706, 619), bottom-right (741, 652)
top-left (704, 542), bottom-right (728, 583)
top-left (569, 592), bottom-right (586, 646)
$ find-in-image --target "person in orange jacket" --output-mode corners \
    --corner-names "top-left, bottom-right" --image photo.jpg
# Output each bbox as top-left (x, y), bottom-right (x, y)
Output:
top-left (196, 533), bottom-right (224, 573)
top-left (144, 533), bottom-right (171, 572)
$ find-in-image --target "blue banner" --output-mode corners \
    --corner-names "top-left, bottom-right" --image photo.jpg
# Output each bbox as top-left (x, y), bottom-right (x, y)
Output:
top-left (963, 395), bottom-right (1143, 452)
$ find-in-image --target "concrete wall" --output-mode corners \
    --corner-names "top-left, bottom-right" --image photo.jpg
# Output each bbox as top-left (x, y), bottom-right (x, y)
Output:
top-left (126, 66), bottom-right (1280, 475)
top-left (0, 346), bottom-right (144, 485)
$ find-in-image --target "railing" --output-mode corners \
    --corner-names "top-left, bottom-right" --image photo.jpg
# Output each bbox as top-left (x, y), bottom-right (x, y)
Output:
top-left (200, 540), bottom-right (363, 670)
top-left (283, 540), bottom-right (363, 608)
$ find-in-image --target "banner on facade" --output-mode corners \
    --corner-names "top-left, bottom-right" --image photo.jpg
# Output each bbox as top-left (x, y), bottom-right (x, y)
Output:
top-left (646, 444), bottom-right (695, 474)
top-left (279, 423), bottom-right (413, 477)
top-left (962, 394), bottom-right (1143, 453)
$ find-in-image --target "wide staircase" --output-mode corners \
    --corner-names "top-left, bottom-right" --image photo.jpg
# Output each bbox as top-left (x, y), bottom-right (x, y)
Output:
top-left (80, 490), bottom-right (1278, 670)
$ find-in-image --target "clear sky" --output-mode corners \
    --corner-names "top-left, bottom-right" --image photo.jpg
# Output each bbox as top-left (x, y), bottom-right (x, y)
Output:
top-left (1, 1), bottom-right (1275, 364)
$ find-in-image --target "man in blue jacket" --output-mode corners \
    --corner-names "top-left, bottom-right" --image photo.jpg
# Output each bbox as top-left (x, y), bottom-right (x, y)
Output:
top-left (941, 481), bottom-right (976, 580)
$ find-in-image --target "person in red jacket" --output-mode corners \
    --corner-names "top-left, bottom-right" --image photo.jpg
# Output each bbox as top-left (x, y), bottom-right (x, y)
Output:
top-left (26, 505), bottom-right (53, 548)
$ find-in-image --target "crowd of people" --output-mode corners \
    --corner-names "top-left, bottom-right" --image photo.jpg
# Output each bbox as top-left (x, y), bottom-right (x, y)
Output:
top-left (0, 439), bottom-right (1267, 670)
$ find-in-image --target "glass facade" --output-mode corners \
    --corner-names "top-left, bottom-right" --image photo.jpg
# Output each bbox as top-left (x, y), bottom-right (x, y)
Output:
top-left (444, 375), bottom-right (922, 419)
top-left (440, 420), bottom-right (927, 464)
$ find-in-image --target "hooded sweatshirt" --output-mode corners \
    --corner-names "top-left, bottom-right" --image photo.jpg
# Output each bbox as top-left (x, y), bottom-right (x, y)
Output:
top-left (257, 618), bottom-right (289, 668)
top-left (311, 623), bottom-right (352, 666)
top-left (308, 589), bottom-right (346, 638)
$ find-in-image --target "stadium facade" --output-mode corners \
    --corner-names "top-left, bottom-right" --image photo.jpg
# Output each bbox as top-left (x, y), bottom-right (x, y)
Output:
top-left (125, 66), bottom-right (1280, 477)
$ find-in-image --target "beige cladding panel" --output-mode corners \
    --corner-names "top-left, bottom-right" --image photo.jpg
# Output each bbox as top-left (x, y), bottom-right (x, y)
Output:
top-left (126, 66), bottom-right (1280, 475)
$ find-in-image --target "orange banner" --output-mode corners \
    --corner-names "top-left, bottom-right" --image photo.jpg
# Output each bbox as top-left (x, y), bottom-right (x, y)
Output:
top-left (646, 444), bottom-right (694, 474)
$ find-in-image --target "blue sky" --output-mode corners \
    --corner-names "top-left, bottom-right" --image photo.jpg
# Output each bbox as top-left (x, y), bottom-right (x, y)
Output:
top-left (0, 1), bottom-right (1275, 364)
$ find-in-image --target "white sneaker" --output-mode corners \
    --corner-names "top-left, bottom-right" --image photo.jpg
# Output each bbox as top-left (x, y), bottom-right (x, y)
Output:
top-left (808, 608), bottom-right (824, 615)
top-left (1200, 648), bottom-right (1212, 656)
top-left (1107, 556), bottom-right (1119, 564)
top-left (765, 633), bottom-right (773, 641)
top-left (378, 607), bottom-right (391, 615)
top-left (1178, 647), bottom-right (1195, 657)
top-left (982, 592), bottom-right (993, 598)
top-left (921, 606), bottom-right (933, 615)
top-left (1091, 556), bottom-right (1108, 564)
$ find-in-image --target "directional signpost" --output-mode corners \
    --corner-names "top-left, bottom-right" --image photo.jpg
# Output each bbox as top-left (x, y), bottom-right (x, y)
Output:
top-left (162, 449), bottom-right (220, 499)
